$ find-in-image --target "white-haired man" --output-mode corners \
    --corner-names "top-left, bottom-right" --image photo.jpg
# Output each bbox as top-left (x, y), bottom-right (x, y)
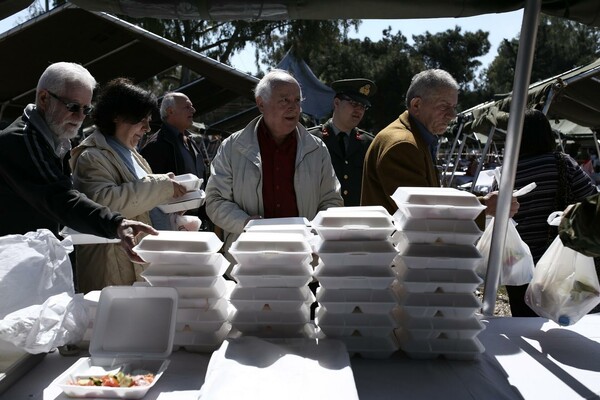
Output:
top-left (205, 69), bottom-right (343, 259)
top-left (361, 68), bottom-right (518, 223)
top-left (0, 62), bottom-right (156, 262)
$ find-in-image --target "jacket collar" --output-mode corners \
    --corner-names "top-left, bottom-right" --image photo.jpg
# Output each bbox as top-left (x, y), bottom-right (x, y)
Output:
top-left (235, 116), bottom-right (319, 167)
top-left (23, 104), bottom-right (72, 159)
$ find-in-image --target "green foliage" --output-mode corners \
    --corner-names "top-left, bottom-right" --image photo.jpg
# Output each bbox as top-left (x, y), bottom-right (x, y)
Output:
top-left (482, 15), bottom-right (600, 96)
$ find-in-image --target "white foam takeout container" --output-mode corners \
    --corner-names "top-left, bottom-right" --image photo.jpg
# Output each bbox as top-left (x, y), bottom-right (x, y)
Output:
top-left (54, 286), bottom-right (178, 399)
top-left (157, 189), bottom-right (205, 213)
top-left (141, 257), bottom-right (228, 288)
top-left (60, 226), bottom-right (121, 245)
top-left (229, 232), bottom-right (312, 266)
top-left (231, 263), bottom-right (313, 288)
top-left (141, 253), bottom-right (229, 278)
top-left (244, 217), bottom-right (314, 239)
top-left (312, 208), bottom-right (396, 241)
top-left (395, 241), bottom-right (481, 270)
top-left (316, 286), bottom-right (400, 314)
top-left (314, 261), bottom-right (399, 290)
top-left (174, 173), bottom-right (202, 192)
top-left (230, 286), bottom-right (315, 313)
top-left (315, 239), bottom-right (398, 268)
top-left (391, 187), bottom-right (486, 220)
top-left (133, 231), bottom-right (223, 264)
top-left (392, 211), bottom-right (482, 245)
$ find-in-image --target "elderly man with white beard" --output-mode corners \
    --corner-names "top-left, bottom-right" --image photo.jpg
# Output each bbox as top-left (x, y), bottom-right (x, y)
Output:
top-left (0, 62), bottom-right (156, 262)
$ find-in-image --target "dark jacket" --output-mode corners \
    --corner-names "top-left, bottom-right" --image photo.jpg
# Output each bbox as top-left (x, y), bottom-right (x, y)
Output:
top-left (141, 122), bottom-right (207, 184)
top-left (309, 119), bottom-right (374, 207)
top-left (0, 108), bottom-right (123, 238)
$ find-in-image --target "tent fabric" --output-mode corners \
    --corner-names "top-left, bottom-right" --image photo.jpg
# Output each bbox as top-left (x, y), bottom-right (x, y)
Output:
top-left (494, 57), bottom-right (600, 129)
top-left (455, 57), bottom-right (600, 144)
top-left (276, 50), bottom-right (335, 119)
top-left (67, 0), bottom-right (600, 27)
top-left (0, 3), bottom-right (259, 129)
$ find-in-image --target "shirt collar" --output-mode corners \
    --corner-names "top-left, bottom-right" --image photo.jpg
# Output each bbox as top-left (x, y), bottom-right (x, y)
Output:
top-left (24, 104), bottom-right (72, 159)
top-left (329, 119), bottom-right (352, 136)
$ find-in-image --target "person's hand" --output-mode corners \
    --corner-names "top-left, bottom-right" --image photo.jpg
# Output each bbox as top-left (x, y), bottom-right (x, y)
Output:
top-left (483, 191), bottom-right (520, 218)
top-left (244, 215), bottom-right (262, 227)
top-left (116, 219), bottom-right (158, 263)
top-left (171, 180), bottom-right (187, 198)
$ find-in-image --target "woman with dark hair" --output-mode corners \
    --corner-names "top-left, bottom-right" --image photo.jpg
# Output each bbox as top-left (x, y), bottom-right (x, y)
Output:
top-left (70, 78), bottom-right (187, 292)
top-left (500, 108), bottom-right (597, 316)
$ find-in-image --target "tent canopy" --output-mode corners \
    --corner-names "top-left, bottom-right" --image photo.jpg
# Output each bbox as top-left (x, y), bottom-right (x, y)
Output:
top-left (276, 50), bottom-right (335, 120)
top-left (67, 0), bottom-right (600, 26)
top-left (455, 57), bottom-right (600, 143)
top-left (0, 4), bottom-right (259, 130)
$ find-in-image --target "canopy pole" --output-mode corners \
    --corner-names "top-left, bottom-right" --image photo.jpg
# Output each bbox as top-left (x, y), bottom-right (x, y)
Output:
top-left (482, 0), bottom-right (541, 316)
top-left (470, 125), bottom-right (496, 194)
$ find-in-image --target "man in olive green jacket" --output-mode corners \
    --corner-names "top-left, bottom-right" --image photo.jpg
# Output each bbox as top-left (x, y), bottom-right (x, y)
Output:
top-left (361, 69), bottom-right (458, 214)
top-left (361, 69), bottom-right (518, 222)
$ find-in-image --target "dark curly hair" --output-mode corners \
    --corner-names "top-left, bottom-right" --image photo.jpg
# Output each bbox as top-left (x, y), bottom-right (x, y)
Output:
top-left (93, 77), bottom-right (157, 136)
top-left (519, 108), bottom-right (557, 158)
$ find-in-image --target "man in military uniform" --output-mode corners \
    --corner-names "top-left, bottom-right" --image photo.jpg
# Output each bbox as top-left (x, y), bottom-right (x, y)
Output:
top-left (308, 78), bottom-right (377, 206)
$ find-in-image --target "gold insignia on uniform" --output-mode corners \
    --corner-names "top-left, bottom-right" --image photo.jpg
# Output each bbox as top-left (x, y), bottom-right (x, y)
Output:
top-left (359, 84), bottom-right (370, 96)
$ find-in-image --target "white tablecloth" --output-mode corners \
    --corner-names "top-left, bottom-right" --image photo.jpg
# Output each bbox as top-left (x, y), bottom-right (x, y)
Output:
top-left (3, 314), bottom-right (600, 400)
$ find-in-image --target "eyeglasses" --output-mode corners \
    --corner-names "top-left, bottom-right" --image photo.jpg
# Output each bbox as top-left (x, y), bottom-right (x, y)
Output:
top-left (339, 95), bottom-right (369, 111)
top-left (47, 90), bottom-right (93, 116)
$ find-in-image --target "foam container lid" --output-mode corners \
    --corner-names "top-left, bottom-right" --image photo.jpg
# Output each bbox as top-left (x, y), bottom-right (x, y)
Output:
top-left (60, 226), bottom-right (121, 245)
top-left (244, 217), bottom-right (313, 238)
top-left (392, 187), bottom-right (483, 207)
top-left (140, 259), bottom-right (228, 287)
top-left (230, 232), bottom-right (311, 252)
top-left (174, 173), bottom-right (202, 192)
top-left (156, 189), bottom-right (205, 213)
top-left (395, 241), bottom-right (481, 270)
top-left (312, 209), bottom-right (395, 229)
top-left (315, 239), bottom-right (398, 267)
top-left (134, 231), bottom-right (223, 264)
top-left (142, 254), bottom-right (229, 277)
top-left (392, 212), bottom-right (482, 245)
top-left (392, 187), bottom-right (486, 220)
top-left (90, 286), bottom-right (178, 362)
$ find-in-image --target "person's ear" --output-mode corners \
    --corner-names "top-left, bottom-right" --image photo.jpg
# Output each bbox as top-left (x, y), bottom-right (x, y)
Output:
top-left (256, 96), bottom-right (265, 113)
top-left (37, 90), bottom-right (50, 112)
top-left (410, 97), bottom-right (421, 111)
top-left (333, 97), bottom-right (341, 108)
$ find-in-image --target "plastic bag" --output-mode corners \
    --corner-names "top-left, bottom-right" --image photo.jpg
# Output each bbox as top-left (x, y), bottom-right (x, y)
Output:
top-left (0, 229), bottom-right (74, 319)
top-left (476, 218), bottom-right (535, 286)
top-left (0, 229), bottom-right (89, 353)
top-left (525, 235), bottom-right (600, 326)
top-left (0, 292), bottom-right (88, 354)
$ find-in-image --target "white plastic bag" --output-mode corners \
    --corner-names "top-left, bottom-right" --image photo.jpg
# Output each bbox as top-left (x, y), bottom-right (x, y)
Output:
top-left (525, 235), bottom-right (600, 326)
top-left (476, 218), bottom-right (535, 286)
top-left (0, 229), bottom-right (74, 319)
top-left (0, 229), bottom-right (89, 353)
top-left (0, 292), bottom-right (88, 354)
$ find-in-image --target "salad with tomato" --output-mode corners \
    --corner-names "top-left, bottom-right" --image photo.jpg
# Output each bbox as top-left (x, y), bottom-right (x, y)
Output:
top-left (71, 371), bottom-right (154, 387)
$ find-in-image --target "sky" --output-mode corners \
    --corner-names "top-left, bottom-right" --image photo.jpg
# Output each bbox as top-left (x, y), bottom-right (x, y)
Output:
top-left (1, 6), bottom-right (524, 74)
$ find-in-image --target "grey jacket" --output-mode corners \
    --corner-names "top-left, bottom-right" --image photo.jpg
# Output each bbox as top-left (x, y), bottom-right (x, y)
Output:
top-left (205, 116), bottom-right (343, 254)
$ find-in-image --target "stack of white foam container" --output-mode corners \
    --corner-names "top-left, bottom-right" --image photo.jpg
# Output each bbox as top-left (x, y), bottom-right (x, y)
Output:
top-left (311, 206), bottom-right (400, 358)
top-left (134, 231), bottom-right (232, 352)
top-left (391, 187), bottom-right (486, 360)
top-left (229, 218), bottom-right (315, 338)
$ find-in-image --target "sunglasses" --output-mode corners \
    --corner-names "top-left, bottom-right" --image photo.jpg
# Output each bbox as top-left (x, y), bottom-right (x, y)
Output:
top-left (47, 90), bottom-right (93, 116)
top-left (339, 95), bottom-right (370, 111)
